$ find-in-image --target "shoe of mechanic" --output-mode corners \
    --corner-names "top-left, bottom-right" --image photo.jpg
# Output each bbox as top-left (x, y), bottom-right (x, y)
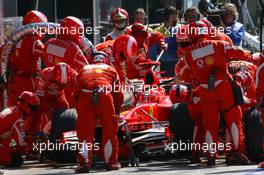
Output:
top-left (207, 157), bottom-right (216, 166)
top-left (190, 156), bottom-right (201, 164)
top-left (75, 165), bottom-right (90, 174)
top-left (226, 152), bottom-right (251, 165)
top-left (106, 161), bottom-right (121, 171)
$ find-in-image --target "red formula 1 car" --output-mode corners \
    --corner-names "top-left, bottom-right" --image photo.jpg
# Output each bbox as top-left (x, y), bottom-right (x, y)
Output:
top-left (49, 77), bottom-right (175, 165)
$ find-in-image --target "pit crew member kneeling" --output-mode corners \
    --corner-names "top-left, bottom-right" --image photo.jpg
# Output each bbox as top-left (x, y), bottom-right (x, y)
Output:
top-left (35, 63), bottom-right (77, 134)
top-left (0, 91), bottom-right (40, 167)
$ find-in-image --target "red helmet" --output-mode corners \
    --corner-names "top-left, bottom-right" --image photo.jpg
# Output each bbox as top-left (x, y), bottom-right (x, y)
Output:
top-left (51, 63), bottom-right (75, 85)
top-left (131, 22), bottom-right (148, 44)
top-left (188, 21), bottom-right (209, 42)
top-left (113, 35), bottom-right (138, 63)
top-left (111, 7), bottom-right (129, 30)
top-left (235, 71), bottom-right (254, 92)
top-left (18, 91), bottom-right (40, 106)
top-left (90, 51), bottom-right (110, 65)
top-left (22, 10), bottom-right (48, 25)
top-left (18, 91), bottom-right (40, 113)
top-left (169, 84), bottom-right (190, 104)
top-left (60, 16), bottom-right (84, 41)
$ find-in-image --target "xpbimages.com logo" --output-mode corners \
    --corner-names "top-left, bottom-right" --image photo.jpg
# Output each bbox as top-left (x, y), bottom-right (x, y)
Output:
top-left (32, 25), bottom-right (100, 36)
top-left (164, 140), bottom-right (232, 154)
top-left (32, 140), bottom-right (100, 154)
top-left (164, 26), bottom-right (232, 38)
top-left (96, 80), bottom-right (165, 95)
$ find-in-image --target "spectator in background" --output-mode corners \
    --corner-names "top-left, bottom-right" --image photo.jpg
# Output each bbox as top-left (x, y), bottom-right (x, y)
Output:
top-left (153, 6), bottom-right (178, 77)
top-left (132, 8), bottom-right (147, 24)
top-left (184, 7), bottom-right (214, 28)
top-left (221, 3), bottom-right (245, 46)
top-left (184, 7), bottom-right (233, 44)
top-left (184, 7), bottom-right (201, 24)
top-left (130, 8), bottom-right (153, 33)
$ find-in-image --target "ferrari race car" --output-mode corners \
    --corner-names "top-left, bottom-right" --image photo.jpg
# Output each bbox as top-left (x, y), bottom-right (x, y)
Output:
top-left (48, 77), bottom-right (175, 165)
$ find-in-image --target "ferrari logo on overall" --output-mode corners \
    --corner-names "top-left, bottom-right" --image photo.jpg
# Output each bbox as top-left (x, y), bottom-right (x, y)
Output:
top-left (196, 59), bottom-right (204, 68)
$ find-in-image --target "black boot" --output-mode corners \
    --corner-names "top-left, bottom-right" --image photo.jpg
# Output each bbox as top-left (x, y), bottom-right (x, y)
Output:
top-left (75, 165), bottom-right (90, 174)
top-left (207, 157), bottom-right (216, 166)
top-left (190, 156), bottom-right (201, 164)
top-left (226, 152), bottom-right (251, 165)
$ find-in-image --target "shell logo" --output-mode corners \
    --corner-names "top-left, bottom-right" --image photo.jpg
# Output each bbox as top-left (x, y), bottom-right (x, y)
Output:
top-left (205, 56), bottom-right (214, 66)
top-left (149, 105), bottom-right (154, 117)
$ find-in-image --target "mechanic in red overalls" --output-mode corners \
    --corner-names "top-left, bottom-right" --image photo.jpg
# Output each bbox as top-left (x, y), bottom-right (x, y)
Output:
top-left (96, 35), bottom-right (138, 82)
top-left (227, 61), bottom-right (257, 114)
top-left (253, 52), bottom-right (264, 118)
top-left (184, 21), bottom-right (252, 165)
top-left (0, 91), bottom-right (40, 167)
top-left (35, 63), bottom-right (77, 134)
top-left (43, 16), bottom-right (89, 71)
top-left (7, 10), bottom-right (47, 106)
top-left (43, 16), bottom-right (89, 108)
top-left (172, 24), bottom-right (204, 163)
top-left (254, 51), bottom-right (264, 169)
top-left (75, 55), bottom-right (123, 173)
top-left (127, 22), bottom-right (166, 79)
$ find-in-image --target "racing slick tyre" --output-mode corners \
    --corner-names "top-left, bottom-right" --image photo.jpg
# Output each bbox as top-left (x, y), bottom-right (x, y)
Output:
top-left (50, 108), bottom-right (77, 163)
top-left (169, 102), bottom-right (194, 153)
top-left (244, 107), bottom-right (263, 162)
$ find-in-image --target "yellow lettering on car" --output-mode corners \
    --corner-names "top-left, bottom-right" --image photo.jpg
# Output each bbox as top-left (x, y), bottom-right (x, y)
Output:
top-left (95, 68), bottom-right (103, 73)
top-left (150, 105), bottom-right (154, 117)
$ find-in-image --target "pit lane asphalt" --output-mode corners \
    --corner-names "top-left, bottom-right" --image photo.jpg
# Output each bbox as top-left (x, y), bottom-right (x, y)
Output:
top-left (1, 156), bottom-right (263, 175)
